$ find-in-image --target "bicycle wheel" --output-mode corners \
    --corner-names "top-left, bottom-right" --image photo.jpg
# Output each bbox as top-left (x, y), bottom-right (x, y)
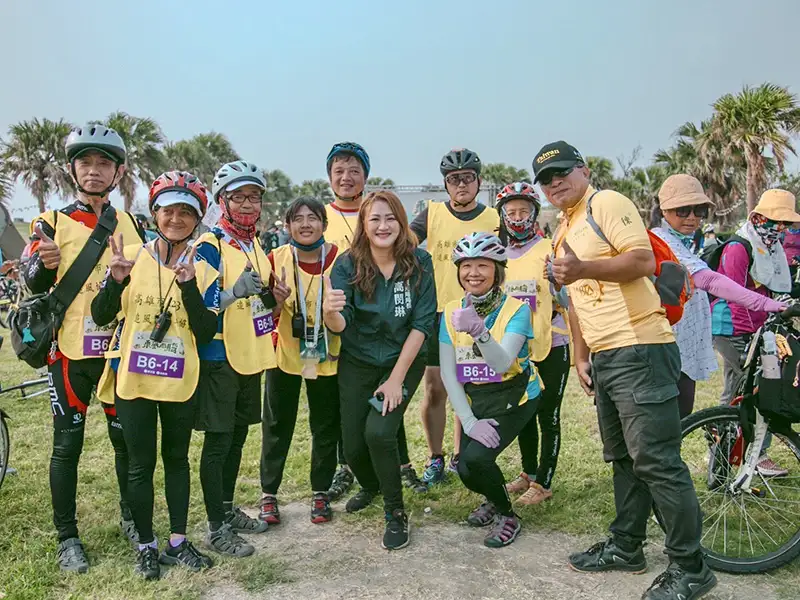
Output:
top-left (680, 405), bottom-right (800, 573)
top-left (0, 414), bottom-right (9, 492)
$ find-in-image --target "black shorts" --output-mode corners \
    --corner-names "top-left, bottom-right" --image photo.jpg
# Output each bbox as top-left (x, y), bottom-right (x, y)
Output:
top-left (194, 360), bottom-right (262, 433)
top-left (48, 355), bottom-right (118, 431)
top-left (425, 312), bottom-right (443, 368)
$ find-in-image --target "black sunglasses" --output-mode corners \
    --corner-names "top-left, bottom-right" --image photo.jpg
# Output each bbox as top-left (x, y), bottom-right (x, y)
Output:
top-left (674, 205), bottom-right (710, 219)
top-left (445, 172), bottom-right (477, 186)
top-left (538, 165), bottom-right (580, 186)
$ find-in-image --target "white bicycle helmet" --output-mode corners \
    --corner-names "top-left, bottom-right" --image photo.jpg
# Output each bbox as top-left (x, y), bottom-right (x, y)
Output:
top-left (65, 124), bottom-right (127, 164)
top-left (211, 161), bottom-right (266, 201)
top-left (452, 232), bottom-right (507, 265)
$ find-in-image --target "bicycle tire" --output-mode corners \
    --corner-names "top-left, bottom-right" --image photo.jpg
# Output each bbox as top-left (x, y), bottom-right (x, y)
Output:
top-left (681, 405), bottom-right (800, 574)
top-left (0, 415), bottom-right (9, 492)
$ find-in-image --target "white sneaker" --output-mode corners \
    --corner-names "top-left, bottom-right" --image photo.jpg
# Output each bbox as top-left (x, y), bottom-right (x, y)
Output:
top-left (757, 455), bottom-right (789, 477)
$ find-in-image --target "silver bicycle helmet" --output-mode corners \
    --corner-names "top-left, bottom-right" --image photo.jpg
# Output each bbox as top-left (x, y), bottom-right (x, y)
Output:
top-left (211, 161), bottom-right (266, 201)
top-left (452, 232), bottom-right (507, 265)
top-left (65, 124), bottom-right (127, 164)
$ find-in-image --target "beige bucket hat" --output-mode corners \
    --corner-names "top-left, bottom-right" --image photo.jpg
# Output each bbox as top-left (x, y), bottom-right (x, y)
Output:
top-left (751, 189), bottom-right (800, 223)
top-left (658, 174), bottom-right (714, 210)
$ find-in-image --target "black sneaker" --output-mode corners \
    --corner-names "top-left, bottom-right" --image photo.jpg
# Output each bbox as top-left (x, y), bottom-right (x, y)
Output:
top-left (328, 465), bottom-right (355, 501)
top-left (311, 492), bottom-right (332, 524)
top-left (643, 563), bottom-right (717, 600)
top-left (135, 546), bottom-right (160, 580)
top-left (345, 488), bottom-right (378, 513)
top-left (159, 539), bottom-right (214, 572)
top-left (225, 506), bottom-right (268, 534)
top-left (206, 523), bottom-right (255, 558)
top-left (568, 538), bottom-right (647, 574)
top-left (382, 509), bottom-right (410, 550)
top-left (120, 518), bottom-right (139, 546)
top-left (400, 465), bottom-right (428, 493)
top-left (57, 537), bottom-right (89, 574)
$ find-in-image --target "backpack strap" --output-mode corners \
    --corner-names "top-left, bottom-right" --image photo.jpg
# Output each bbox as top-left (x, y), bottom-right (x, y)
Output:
top-left (50, 206), bottom-right (118, 312)
top-left (584, 191), bottom-right (615, 251)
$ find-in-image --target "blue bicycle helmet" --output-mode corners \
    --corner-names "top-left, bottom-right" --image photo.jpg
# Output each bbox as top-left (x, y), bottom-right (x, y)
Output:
top-left (326, 142), bottom-right (370, 177)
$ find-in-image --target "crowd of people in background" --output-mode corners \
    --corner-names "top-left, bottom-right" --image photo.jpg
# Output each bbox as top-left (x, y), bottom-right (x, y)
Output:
top-left (20, 121), bottom-right (800, 600)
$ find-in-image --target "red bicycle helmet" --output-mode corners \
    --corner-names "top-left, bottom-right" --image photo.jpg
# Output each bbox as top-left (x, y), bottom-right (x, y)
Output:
top-left (148, 171), bottom-right (209, 217)
top-left (495, 182), bottom-right (541, 212)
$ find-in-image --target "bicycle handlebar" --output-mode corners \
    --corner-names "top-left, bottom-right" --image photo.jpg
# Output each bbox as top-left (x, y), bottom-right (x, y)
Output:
top-left (779, 303), bottom-right (800, 321)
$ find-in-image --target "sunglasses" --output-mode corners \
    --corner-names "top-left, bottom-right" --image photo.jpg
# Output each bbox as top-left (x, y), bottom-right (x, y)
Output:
top-left (538, 166), bottom-right (578, 186)
top-left (445, 172), bottom-right (477, 186)
top-left (673, 205), bottom-right (709, 219)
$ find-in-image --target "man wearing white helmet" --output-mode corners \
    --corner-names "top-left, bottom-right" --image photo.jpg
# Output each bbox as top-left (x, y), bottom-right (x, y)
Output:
top-left (23, 124), bottom-right (146, 573)
top-left (193, 161), bottom-right (276, 557)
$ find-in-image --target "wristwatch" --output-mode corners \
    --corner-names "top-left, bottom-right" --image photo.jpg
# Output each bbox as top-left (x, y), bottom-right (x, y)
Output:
top-left (476, 329), bottom-right (491, 344)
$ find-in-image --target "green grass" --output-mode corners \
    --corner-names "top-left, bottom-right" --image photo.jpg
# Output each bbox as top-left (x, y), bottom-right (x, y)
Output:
top-left (1, 339), bottom-right (799, 599)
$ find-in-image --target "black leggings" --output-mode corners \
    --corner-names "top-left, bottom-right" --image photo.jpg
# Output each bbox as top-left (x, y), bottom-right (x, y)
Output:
top-left (338, 353), bottom-right (426, 512)
top-left (115, 395), bottom-right (196, 544)
top-left (48, 355), bottom-right (130, 541)
top-left (201, 425), bottom-right (249, 524)
top-left (458, 400), bottom-right (537, 515)
top-left (261, 368), bottom-right (340, 494)
top-left (677, 372), bottom-right (696, 420)
top-left (518, 345), bottom-right (570, 489)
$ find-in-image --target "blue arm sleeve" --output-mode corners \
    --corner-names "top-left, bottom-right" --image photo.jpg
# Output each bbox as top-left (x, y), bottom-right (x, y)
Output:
top-left (439, 314), bottom-right (452, 346)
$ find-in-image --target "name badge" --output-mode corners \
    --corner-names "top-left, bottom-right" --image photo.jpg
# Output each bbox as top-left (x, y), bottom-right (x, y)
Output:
top-left (83, 316), bottom-right (114, 357)
top-left (506, 279), bottom-right (537, 311)
top-left (455, 346), bottom-right (501, 383)
top-left (251, 296), bottom-right (275, 336)
top-left (128, 331), bottom-right (185, 379)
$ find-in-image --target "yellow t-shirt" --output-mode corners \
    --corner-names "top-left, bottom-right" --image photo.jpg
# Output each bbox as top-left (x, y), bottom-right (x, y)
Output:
top-left (427, 202), bottom-right (499, 311)
top-left (553, 186), bottom-right (674, 352)
top-left (325, 203), bottom-right (359, 251)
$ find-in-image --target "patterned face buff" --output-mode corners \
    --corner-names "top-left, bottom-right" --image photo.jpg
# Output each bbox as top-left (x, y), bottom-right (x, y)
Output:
top-left (501, 205), bottom-right (537, 246)
top-left (750, 213), bottom-right (784, 249)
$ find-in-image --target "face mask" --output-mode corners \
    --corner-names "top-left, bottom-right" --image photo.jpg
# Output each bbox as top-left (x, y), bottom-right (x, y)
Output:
top-left (501, 203), bottom-right (538, 246)
top-left (751, 214), bottom-right (782, 249)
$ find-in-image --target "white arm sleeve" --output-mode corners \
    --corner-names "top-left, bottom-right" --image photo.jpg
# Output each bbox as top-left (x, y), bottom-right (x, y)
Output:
top-left (439, 341), bottom-right (478, 434)
top-left (474, 332), bottom-right (527, 374)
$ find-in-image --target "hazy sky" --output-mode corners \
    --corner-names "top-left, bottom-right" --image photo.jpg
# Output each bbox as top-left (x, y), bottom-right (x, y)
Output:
top-left (2, 0), bottom-right (799, 218)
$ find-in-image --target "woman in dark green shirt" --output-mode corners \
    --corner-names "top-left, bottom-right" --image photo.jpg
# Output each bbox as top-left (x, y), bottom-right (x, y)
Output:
top-left (323, 190), bottom-right (436, 551)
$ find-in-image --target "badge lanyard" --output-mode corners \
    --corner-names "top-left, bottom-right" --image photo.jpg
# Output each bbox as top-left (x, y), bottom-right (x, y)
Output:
top-left (292, 244), bottom-right (328, 357)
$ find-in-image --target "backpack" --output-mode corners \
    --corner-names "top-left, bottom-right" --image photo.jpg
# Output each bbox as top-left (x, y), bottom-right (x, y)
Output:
top-left (585, 192), bottom-right (692, 325)
top-left (699, 235), bottom-right (752, 272)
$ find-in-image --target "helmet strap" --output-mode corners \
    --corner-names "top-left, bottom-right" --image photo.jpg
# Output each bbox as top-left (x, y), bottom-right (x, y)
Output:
top-left (333, 190), bottom-right (364, 204)
top-left (218, 197), bottom-right (257, 242)
top-left (71, 162), bottom-right (122, 198)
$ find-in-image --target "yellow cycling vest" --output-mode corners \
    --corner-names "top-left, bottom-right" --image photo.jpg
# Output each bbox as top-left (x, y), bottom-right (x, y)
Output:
top-left (325, 204), bottom-right (359, 251)
top-left (98, 244), bottom-right (218, 403)
top-left (272, 245), bottom-right (341, 376)
top-left (32, 209), bottom-right (142, 361)
top-left (505, 238), bottom-right (554, 363)
top-left (443, 295), bottom-right (533, 406)
top-left (195, 232), bottom-right (276, 375)
top-left (427, 202), bottom-right (499, 311)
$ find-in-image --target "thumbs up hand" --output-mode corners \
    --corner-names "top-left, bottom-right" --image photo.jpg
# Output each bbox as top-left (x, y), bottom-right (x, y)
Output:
top-left (451, 292), bottom-right (487, 338)
top-left (34, 221), bottom-right (61, 270)
top-left (322, 274), bottom-right (346, 315)
top-left (272, 266), bottom-right (291, 305)
top-left (552, 240), bottom-right (584, 286)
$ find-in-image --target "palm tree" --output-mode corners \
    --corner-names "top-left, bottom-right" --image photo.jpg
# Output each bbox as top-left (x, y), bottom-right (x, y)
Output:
top-left (585, 156), bottom-right (615, 190)
top-left (1, 118), bottom-right (75, 213)
top-left (0, 157), bottom-right (13, 205)
top-left (294, 179), bottom-right (333, 202)
top-left (481, 163), bottom-right (531, 185)
top-left (709, 83), bottom-right (800, 212)
top-left (97, 112), bottom-right (166, 211)
top-left (164, 133), bottom-right (240, 186)
top-left (263, 169), bottom-right (294, 222)
top-left (367, 177), bottom-right (395, 187)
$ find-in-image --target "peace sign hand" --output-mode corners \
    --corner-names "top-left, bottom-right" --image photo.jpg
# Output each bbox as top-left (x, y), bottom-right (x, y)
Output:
top-left (173, 244), bottom-right (198, 283)
top-left (35, 222), bottom-right (61, 270)
top-left (273, 266), bottom-right (291, 304)
top-left (108, 233), bottom-right (135, 283)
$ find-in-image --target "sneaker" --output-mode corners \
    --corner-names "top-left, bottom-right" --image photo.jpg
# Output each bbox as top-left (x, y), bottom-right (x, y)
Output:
top-left (159, 539), bottom-right (214, 572)
top-left (328, 465), bottom-right (355, 501)
top-left (467, 501), bottom-right (497, 527)
top-left (226, 506), bottom-right (268, 533)
top-left (345, 489), bottom-right (378, 513)
top-left (447, 454), bottom-right (460, 473)
top-left (259, 495), bottom-right (280, 525)
top-left (120, 518), bottom-right (139, 546)
top-left (505, 472), bottom-right (533, 495)
top-left (400, 465), bottom-right (428, 493)
top-left (757, 455), bottom-right (789, 477)
top-left (382, 509), bottom-right (410, 550)
top-left (516, 481), bottom-right (553, 505)
top-left (206, 523), bottom-right (255, 558)
top-left (311, 492), bottom-right (332, 524)
top-left (568, 538), bottom-right (647, 574)
top-left (421, 456), bottom-right (446, 486)
top-left (642, 563), bottom-right (717, 600)
top-left (57, 537), bottom-right (89, 574)
top-left (135, 546), bottom-right (160, 580)
top-left (484, 514), bottom-right (522, 548)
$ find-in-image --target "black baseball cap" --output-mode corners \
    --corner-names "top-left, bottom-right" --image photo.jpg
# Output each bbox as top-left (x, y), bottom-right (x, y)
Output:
top-left (532, 141), bottom-right (585, 183)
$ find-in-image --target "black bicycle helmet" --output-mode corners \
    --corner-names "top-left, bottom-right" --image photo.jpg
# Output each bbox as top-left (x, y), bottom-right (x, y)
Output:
top-left (439, 148), bottom-right (482, 176)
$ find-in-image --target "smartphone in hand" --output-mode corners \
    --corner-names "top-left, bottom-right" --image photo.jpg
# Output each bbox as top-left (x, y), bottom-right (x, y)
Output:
top-left (368, 392), bottom-right (385, 413)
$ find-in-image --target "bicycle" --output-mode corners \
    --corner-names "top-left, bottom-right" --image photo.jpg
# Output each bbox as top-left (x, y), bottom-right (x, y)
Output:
top-left (678, 302), bottom-right (800, 574)
top-left (0, 260), bottom-right (23, 329)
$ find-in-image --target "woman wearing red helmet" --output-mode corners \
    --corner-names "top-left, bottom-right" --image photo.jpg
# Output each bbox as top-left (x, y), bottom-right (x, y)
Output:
top-left (91, 171), bottom-right (221, 580)
top-left (495, 182), bottom-right (571, 506)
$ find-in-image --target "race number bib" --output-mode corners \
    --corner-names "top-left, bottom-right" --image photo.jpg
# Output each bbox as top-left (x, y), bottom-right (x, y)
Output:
top-left (128, 331), bottom-right (185, 379)
top-left (83, 316), bottom-right (115, 357)
top-left (251, 296), bottom-right (275, 337)
top-left (455, 346), bottom-right (501, 383)
top-left (506, 279), bottom-right (537, 311)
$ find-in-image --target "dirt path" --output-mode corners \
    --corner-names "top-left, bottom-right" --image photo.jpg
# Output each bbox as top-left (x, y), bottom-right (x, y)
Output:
top-left (204, 503), bottom-right (786, 600)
